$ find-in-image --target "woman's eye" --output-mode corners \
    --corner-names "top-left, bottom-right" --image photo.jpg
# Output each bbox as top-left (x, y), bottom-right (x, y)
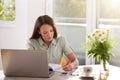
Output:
top-left (43, 30), bottom-right (53, 34)
top-left (43, 32), bottom-right (48, 34)
top-left (50, 30), bottom-right (53, 32)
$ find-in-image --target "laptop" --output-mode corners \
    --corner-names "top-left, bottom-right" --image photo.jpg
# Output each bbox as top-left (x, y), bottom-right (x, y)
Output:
top-left (1, 49), bottom-right (54, 78)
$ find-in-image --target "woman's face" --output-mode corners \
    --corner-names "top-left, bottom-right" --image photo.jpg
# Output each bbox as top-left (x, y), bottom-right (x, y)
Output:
top-left (39, 24), bottom-right (54, 43)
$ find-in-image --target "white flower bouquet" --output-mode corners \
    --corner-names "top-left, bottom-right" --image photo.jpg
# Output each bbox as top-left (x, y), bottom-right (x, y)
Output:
top-left (85, 29), bottom-right (115, 71)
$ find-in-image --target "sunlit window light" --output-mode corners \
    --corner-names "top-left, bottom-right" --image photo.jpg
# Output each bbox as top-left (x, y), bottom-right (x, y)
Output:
top-left (111, 0), bottom-right (120, 7)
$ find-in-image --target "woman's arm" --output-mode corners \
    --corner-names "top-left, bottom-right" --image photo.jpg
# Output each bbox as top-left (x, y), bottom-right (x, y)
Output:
top-left (63, 53), bottom-right (79, 71)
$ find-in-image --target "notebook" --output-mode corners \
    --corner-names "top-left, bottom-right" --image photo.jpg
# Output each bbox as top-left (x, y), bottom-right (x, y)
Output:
top-left (1, 49), bottom-right (54, 78)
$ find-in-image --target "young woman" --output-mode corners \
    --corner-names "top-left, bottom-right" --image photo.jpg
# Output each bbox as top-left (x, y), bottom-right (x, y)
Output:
top-left (27, 15), bottom-right (79, 71)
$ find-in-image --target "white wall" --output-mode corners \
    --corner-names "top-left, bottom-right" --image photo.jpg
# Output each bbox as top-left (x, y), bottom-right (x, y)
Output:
top-left (27, 0), bottom-right (46, 38)
top-left (0, 0), bottom-right (46, 70)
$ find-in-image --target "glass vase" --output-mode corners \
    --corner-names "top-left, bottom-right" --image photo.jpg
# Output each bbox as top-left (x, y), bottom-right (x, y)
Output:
top-left (99, 60), bottom-right (109, 80)
top-left (101, 60), bottom-right (109, 71)
top-left (100, 60), bottom-right (109, 71)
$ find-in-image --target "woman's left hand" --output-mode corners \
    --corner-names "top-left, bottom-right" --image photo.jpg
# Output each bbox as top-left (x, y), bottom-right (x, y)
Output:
top-left (62, 62), bottom-right (73, 71)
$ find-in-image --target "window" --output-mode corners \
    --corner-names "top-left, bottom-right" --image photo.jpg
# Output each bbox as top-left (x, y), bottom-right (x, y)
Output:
top-left (98, 0), bottom-right (120, 26)
top-left (47, 0), bottom-right (117, 65)
top-left (97, 0), bottom-right (120, 67)
top-left (53, 0), bottom-right (86, 24)
top-left (0, 0), bottom-right (15, 21)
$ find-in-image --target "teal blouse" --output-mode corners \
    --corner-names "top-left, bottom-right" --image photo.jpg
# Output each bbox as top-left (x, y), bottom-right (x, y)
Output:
top-left (27, 36), bottom-right (73, 64)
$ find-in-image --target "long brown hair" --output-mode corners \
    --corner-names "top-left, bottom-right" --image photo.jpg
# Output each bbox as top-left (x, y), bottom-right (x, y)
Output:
top-left (30, 15), bottom-right (58, 39)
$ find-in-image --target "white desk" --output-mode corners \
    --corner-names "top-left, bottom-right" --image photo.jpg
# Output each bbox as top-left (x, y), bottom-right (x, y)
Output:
top-left (0, 65), bottom-right (120, 80)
